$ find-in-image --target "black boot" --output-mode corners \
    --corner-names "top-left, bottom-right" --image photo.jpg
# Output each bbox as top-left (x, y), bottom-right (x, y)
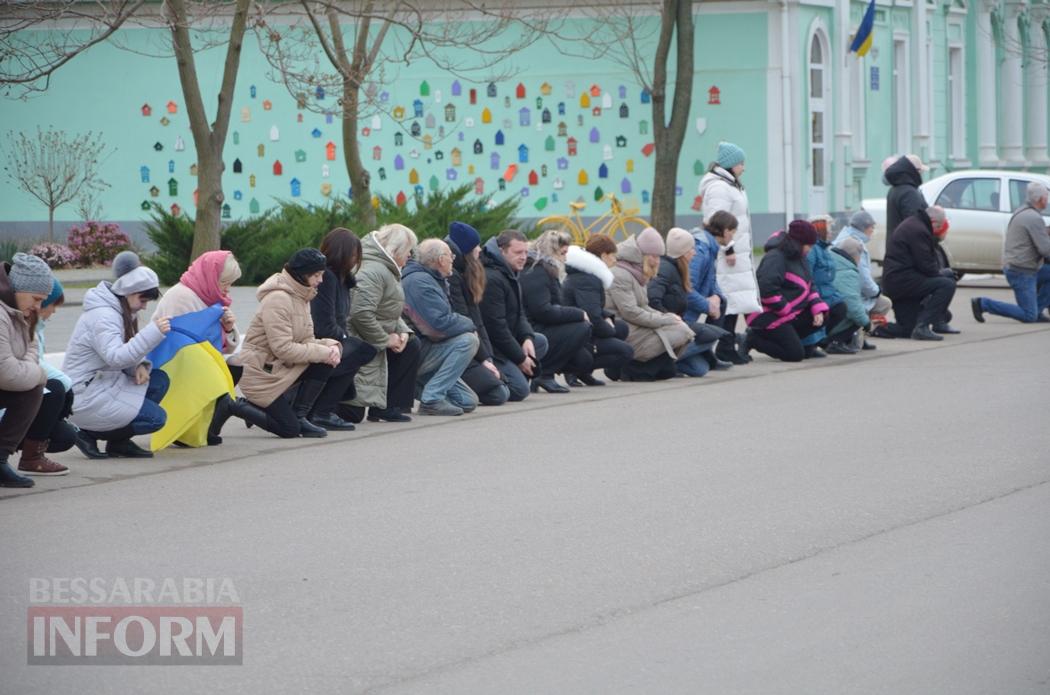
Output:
top-left (703, 350), bottom-right (732, 371)
top-left (74, 431), bottom-right (108, 459)
top-left (229, 397), bottom-right (272, 430)
top-left (577, 373), bottom-right (606, 386)
top-left (911, 324), bottom-right (944, 341)
top-left (531, 376), bottom-right (569, 393)
top-left (106, 439), bottom-right (153, 458)
top-left (0, 454), bottom-right (34, 488)
top-left (292, 380), bottom-right (328, 438)
top-left (310, 412), bottom-right (356, 431)
top-left (207, 394), bottom-right (234, 445)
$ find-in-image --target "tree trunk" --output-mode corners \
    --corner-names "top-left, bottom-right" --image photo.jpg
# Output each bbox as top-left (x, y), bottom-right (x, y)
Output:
top-left (649, 0), bottom-right (694, 232)
top-left (192, 145), bottom-right (224, 257)
top-left (48, 206), bottom-right (55, 242)
top-left (343, 77), bottom-right (376, 230)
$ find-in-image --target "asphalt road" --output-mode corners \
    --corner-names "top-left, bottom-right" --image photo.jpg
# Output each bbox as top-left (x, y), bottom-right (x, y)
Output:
top-left (2, 288), bottom-right (1048, 694)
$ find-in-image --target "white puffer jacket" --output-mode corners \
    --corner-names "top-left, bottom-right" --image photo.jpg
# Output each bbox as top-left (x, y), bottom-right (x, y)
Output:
top-left (699, 167), bottom-right (761, 315)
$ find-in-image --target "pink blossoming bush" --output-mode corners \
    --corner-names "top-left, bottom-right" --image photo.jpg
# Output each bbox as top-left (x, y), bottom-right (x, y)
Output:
top-left (29, 242), bottom-right (78, 269)
top-left (67, 222), bottom-right (130, 267)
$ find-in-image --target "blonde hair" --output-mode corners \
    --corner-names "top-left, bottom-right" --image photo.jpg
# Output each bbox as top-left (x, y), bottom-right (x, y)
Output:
top-left (374, 223), bottom-right (418, 264)
top-left (530, 229), bottom-right (572, 278)
top-left (220, 254), bottom-right (242, 285)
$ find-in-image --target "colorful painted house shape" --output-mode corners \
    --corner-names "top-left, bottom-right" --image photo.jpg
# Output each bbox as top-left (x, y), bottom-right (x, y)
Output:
top-left (249, 198), bottom-right (260, 214)
top-left (371, 114), bottom-right (382, 130)
top-left (141, 103), bottom-right (152, 116)
top-left (469, 88), bottom-right (477, 104)
top-left (395, 132), bottom-right (404, 146)
top-left (450, 148), bottom-right (462, 166)
top-left (273, 160), bottom-right (283, 175)
top-left (620, 103), bottom-right (630, 119)
top-left (311, 128), bottom-right (322, 138)
top-left (167, 100), bottom-right (178, 113)
top-left (241, 107), bottom-right (250, 122)
top-left (545, 135), bottom-right (555, 152)
top-left (567, 137), bottom-right (578, 155)
top-left (270, 125), bottom-right (280, 141)
top-left (420, 80), bottom-right (430, 96)
top-left (473, 139), bottom-right (483, 154)
top-left (168, 159), bottom-right (175, 173)
top-left (481, 107), bottom-right (492, 124)
top-left (149, 185), bottom-right (160, 198)
top-left (326, 142), bottom-right (336, 160)
top-left (602, 93), bottom-right (613, 109)
top-left (556, 156), bottom-right (569, 170)
top-left (540, 82), bottom-right (552, 96)
top-left (578, 170), bottom-right (589, 185)
top-left (425, 113), bottom-right (436, 129)
top-left (257, 144), bottom-right (265, 157)
top-left (592, 106), bottom-right (602, 117)
top-left (641, 88), bottom-right (651, 104)
top-left (249, 174), bottom-right (257, 187)
top-left (474, 177), bottom-right (484, 194)
top-left (495, 130), bottom-right (505, 146)
top-left (518, 144), bottom-right (529, 163)
top-left (168, 178), bottom-right (178, 195)
top-left (528, 170), bottom-right (539, 185)
top-left (451, 80), bottom-right (462, 96)
top-left (373, 145), bottom-right (382, 160)
top-left (557, 122), bottom-right (568, 137)
top-left (233, 158), bottom-right (243, 173)
top-left (263, 99), bottom-right (273, 111)
top-left (516, 83), bottom-right (526, 99)
top-left (487, 82), bottom-right (497, 97)
top-left (410, 121), bottom-right (421, 136)
top-left (394, 154), bottom-right (405, 170)
top-left (140, 166), bottom-right (150, 183)
top-left (580, 93), bottom-right (590, 108)
top-left (490, 152), bottom-right (501, 169)
top-left (519, 107), bottom-right (531, 126)
top-left (322, 164), bottom-right (330, 178)
top-left (222, 203), bottom-right (232, 219)
top-left (233, 190), bottom-right (242, 201)
top-left (190, 163), bottom-right (198, 176)
top-left (446, 167), bottom-right (458, 181)
top-left (558, 102), bottom-right (566, 115)
top-left (393, 106), bottom-right (406, 120)
top-left (445, 103), bottom-right (456, 122)
top-left (598, 163), bottom-right (609, 178)
top-left (409, 168), bottom-right (419, 184)
top-left (603, 145), bottom-right (613, 160)
top-left (294, 149), bottom-right (306, 163)
top-left (616, 135), bottom-right (627, 148)
top-left (422, 134), bottom-right (433, 150)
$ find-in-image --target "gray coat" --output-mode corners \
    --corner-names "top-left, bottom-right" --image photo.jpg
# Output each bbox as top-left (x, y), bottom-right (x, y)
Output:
top-left (347, 232), bottom-right (411, 408)
top-left (62, 281), bottom-right (165, 432)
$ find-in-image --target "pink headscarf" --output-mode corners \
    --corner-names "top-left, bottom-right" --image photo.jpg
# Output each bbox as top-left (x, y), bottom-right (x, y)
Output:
top-left (180, 250), bottom-right (233, 307)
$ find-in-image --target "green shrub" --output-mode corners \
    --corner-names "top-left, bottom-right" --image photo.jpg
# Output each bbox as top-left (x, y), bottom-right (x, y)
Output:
top-left (143, 204), bottom-right (196, 285)
top-left (0, 238), bottom-right (25, 264)
top-left (144, 185), bottom-right (523, 286)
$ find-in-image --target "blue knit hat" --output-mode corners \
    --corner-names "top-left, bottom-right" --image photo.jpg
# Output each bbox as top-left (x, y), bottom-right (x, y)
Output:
top-left (716, 141), bottom-right (746, 170)
top-left (43, 278), bottom-right (64, 308)
top-left (448, 221), bottom-right (481, 255)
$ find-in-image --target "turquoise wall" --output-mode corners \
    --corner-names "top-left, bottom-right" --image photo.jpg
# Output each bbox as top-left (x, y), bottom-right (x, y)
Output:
top-left (0, 13), bottom-right (767, 231)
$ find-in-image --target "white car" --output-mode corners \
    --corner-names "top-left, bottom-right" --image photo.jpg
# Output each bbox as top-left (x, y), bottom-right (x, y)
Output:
top-left (861, 169), bottom-right (1050, 275)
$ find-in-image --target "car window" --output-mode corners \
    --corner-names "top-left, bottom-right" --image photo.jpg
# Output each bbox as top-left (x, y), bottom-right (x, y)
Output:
top-left (935, 178), bottom-right (1001, 211)
top-left (1009, 179), bottom-right (1032, 211)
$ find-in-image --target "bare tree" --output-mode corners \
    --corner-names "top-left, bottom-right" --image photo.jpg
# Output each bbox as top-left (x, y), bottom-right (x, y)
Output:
top-left (2, 127), bottom-right (112, 240)
top-left (556, 1), bottom-right (693, 231)
top-left (0, 0), bottom-right (253, 258)
top-left (256, 0), bottom-right (557, 229)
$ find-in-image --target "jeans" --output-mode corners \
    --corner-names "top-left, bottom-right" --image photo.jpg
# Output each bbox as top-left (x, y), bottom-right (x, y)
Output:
top-left (493, 333), bottom-right (549, 401)
top-left (130, 370), bottom-right (169, 436)
top-left (980, 265), bottom-right (1050, 322)
top-left (417, 333), bottom-right (479, 405)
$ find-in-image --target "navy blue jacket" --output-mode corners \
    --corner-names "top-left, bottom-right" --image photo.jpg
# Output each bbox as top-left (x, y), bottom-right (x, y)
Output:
top-left (806, 240), bottom-right (844, 308)
top-left (401, 259), bottom-right (475, 343)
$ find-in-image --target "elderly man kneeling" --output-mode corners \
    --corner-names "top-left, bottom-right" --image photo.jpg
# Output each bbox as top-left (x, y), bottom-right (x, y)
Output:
top-left (402, 239), bottom-right (480, 416)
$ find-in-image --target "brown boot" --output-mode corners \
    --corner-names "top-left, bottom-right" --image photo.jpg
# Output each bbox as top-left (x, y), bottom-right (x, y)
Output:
top-left (18, 439), bottom-right (70, 477)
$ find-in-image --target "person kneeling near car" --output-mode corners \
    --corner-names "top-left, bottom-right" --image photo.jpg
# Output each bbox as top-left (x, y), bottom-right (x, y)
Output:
top-left (402, 239), bottom-right (480, 416)
top-left (881, 205), bottom-right (959, 340)
top-left (229, 249), bottom-right (346, 438)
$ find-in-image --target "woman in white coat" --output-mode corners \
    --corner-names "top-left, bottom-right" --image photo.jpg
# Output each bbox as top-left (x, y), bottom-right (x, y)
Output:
top-left (699, 141), bottom-right (761, 364)
top-left (63, 252), bottom-right (171, 459)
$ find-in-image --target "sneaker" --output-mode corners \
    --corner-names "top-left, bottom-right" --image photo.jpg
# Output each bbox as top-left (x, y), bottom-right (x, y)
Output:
top-left (804, 345), bottom-right (827, 358)
top-left (861, 340), bottom-right (877, 351)
top-left (17, 439), bottom-right (69, 476)
top-left (911, 324), bottom-right (944, 341)
top-left (418, 400), bottom-right (464, 416)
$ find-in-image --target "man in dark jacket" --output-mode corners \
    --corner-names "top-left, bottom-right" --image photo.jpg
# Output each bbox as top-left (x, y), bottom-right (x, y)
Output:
top-left (444, 222), bottom-right (510, 406)
top-left (402, 239), bottom-right (480, 416)
top-left (480, 230), bottom-right (549, 401)
top-left (882, 205), bottom-right (958, 340)
top-left (884, 155), bottom-right (928, 244)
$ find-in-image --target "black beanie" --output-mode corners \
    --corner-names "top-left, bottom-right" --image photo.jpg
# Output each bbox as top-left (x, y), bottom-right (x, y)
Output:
top-left (285, 248), bottom-right (327, 284)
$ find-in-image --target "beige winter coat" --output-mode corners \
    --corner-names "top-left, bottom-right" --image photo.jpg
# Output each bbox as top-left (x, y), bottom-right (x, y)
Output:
top-left (237, 270), bottom-right (338, 408)
top-left (0, 300), bottom-right (46, 393)
top-left (605, 236), bottom-right (694, 362)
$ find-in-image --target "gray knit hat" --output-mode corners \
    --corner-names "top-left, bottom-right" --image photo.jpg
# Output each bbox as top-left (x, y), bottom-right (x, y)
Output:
top-left (112, 250), bottom-right (142, 279)
top-left (850, 210), bottom-right (876, 231)
top-left (111, 266), bottom-right (160, 297)
top-left (9, 252), bottom-right (54, 295)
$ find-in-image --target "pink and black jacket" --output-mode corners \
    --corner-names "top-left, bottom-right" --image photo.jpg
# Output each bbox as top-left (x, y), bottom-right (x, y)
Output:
top-left (746, 241), bottom-right (829, 330)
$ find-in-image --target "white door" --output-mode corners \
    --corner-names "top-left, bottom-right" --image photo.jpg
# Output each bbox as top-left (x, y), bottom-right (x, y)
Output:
top-left (808, 32), bottom-right (829, 214)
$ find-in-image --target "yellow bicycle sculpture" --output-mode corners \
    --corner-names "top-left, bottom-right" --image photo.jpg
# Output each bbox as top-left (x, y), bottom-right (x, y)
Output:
top-left (536, 193), bottom-right (651, 245)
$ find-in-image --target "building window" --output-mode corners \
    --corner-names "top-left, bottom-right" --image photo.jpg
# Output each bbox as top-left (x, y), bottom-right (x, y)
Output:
top-left (948, 46), bottom-right (965, 159)
top-left (893, 37), bottom-right (911, 154)
top-left (809, 32), bottom-right (828, 189)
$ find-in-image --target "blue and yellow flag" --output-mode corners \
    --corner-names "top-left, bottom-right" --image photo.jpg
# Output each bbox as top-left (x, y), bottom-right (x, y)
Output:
top-left (849, 0), bottom-right (877, 57)
top-left (147, 304), bottom-right (235, 451)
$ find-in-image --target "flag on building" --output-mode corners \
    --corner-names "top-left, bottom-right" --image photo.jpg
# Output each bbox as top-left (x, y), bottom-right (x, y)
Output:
top-left (849, 0), bottom-right (877, 57)
top-left (147, 304), bottom-right (234, 450)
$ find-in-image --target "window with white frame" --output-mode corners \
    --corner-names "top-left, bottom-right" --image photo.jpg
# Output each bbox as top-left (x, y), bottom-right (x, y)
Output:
top-left (809, 32), bottom-right (828, 188)
top-left (893, 37), bottom-right (911, 154)
top-left (948, 45), bottom-right (965, 158)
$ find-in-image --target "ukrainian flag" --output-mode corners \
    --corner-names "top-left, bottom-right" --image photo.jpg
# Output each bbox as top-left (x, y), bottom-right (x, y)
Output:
top-left (849, 0), bottom-right (877, 57)
top-left (147, 304), bottom-right (235, 451)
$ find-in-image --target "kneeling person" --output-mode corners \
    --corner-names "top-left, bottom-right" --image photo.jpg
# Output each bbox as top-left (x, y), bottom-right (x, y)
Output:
top-left (402, 240), bottom-right (480, 416)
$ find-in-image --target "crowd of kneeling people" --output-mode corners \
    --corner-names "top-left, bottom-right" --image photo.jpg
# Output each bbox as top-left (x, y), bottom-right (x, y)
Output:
top-left (2, 183), bottom-right (1045, 488)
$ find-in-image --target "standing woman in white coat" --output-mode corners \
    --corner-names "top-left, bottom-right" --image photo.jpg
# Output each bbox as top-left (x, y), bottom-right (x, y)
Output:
top-left (699, 141), bottom-right (761, 364)
top-left (63, 252), bottom-right (171, 459)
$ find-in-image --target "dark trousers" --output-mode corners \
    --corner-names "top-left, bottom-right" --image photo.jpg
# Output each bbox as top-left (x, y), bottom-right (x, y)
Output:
top-left (582, 319), bottom-right (634, 376)
top-left (750, 312), bottom-right (824, 363)
top-left (535, 322), bottom-right (591, 378)
top-left (384, 335), bottom-right (422, 411)
top-left (25, 379), bottom-right (73, 447)
top-left (715, 313), bottom-right (737, 356)
top-left (0, 384), bottom-right (43, 455)
top-left (462, 361), bottom-right (510, 406)
top-left (888, 276), bottom-right (956, 332)
top-left (821, 303), bottom-right (852, 344)
top-left (310, 338), bottom-right (378, 416)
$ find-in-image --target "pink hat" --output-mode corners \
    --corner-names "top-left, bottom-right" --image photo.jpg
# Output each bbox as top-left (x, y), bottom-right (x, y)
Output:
top-left (635, 227), bottom-right (665, 256)
top-left (665, 227), bottom-right (695, 259)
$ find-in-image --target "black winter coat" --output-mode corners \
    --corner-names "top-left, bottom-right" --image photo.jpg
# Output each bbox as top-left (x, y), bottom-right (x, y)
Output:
top-left (647, 256), bottom-right (688, 317)
top-left (749, 242), bottom-right (829, 330)
top-left (885, 156), bottom-right (927, 242)
top-left (444, 237), bottom-right (496, 364)
top-left (562, 267), bottom-right (617, 339)
top-left (480, 239), bottom-right (534, 364)
top-left (520, 256), bottom-right (586, 331)
top-left (881, 208), bottom-right (943, 298)
top-left (310, 266), bottom-right (356, 341)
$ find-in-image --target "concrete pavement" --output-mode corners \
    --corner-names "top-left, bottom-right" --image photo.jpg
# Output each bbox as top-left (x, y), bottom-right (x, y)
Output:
top-left (1, 287), bottom-right (1048, 694)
